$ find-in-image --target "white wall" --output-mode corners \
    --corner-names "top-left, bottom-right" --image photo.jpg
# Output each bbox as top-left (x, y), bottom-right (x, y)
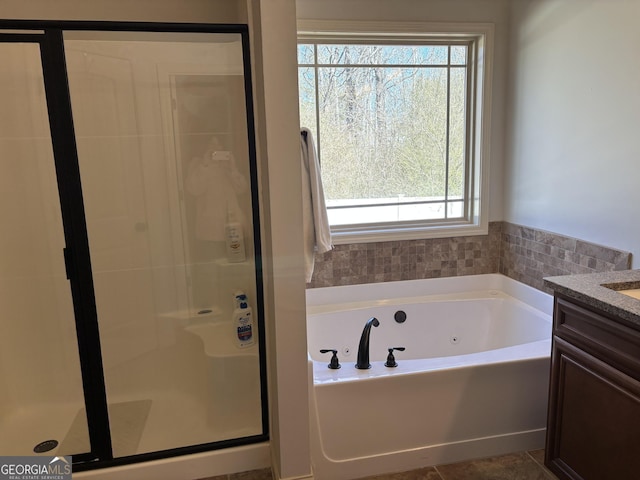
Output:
top-left (505, 0), bottom-right (640, 267)
top-left (248, 2), bottom-right (312, 478)
top-left (0, 0), bottom-right (243, 23)
top-left (296, 0), bottom-right (510, 222)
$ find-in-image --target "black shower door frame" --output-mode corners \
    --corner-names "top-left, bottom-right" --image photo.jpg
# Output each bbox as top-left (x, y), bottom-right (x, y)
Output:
top-left (0, 19), bottom-right (267, 471)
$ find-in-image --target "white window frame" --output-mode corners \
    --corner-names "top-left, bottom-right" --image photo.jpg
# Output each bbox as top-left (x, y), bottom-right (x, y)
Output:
top-left (297, 20), bottom-right (494, 244)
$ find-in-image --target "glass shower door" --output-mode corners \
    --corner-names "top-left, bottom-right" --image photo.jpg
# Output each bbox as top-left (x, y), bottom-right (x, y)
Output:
top-left (0, 25), bottom-right (266, 468)
top-left (63, 30), bottom-right (265, 457)
top-left (0, 39), bottom-right (91, 458)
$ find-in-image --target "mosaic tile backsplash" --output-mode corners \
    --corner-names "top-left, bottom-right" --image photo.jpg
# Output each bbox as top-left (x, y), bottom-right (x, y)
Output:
top-left (500, 222), bottom-right (631, 291)
top-left (307, 221), bottom-right (632, 293)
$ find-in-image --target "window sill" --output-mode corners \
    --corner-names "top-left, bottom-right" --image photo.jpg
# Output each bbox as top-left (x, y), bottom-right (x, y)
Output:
top-left (330, 222), bottom-right (489, 245)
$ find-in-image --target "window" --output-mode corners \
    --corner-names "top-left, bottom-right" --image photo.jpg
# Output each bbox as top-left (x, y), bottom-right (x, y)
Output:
top-left (297, 21), bottom-right (493, 243)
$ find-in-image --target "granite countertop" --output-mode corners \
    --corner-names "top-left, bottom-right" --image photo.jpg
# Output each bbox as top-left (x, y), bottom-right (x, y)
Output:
top-left (543, 269), bottom-right (640, 330)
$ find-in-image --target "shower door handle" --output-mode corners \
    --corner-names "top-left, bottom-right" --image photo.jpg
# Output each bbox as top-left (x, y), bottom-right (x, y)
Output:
top-left (63, 247), bottom-right (72, 280)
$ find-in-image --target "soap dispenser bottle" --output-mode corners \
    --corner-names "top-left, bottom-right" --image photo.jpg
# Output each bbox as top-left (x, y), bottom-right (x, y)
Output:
top-left (225, 206), bottom-right (246, 263)
top-left (233, 291), bottom-right (254, 348)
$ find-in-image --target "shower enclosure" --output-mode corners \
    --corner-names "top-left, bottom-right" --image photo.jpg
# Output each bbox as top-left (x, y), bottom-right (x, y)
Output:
top-left (0, 21), bottom-right (267, 470)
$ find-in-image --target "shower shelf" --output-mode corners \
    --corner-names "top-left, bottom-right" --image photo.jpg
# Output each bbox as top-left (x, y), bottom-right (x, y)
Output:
top-left (186, 323), bottom-right (258, 358)
top-left (159, 307), bottom-right (223, 323)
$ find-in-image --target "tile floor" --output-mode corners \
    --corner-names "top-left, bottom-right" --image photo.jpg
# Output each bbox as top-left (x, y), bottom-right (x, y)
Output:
top-left (357, 450), bottom-right (559, 480)
top-left (198, 449), bottom-right (559, 480)
top-left (197, 467), bottom-right (273, 480)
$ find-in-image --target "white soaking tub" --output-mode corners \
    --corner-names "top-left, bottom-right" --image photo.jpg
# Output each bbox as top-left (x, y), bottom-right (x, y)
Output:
top-left (306, 274), bottom-right (553, 480)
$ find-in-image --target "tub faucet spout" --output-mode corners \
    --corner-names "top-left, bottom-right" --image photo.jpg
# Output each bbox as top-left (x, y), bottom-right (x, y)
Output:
top-left (355, 317), bottom-right (380, 369)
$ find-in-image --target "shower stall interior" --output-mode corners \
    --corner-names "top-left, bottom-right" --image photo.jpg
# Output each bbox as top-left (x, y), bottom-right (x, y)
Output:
top-left (0, 21), bottom-right (267, 470)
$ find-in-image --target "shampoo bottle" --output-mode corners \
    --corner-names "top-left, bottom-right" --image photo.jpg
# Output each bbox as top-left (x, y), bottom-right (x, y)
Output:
top-left (225, 207), bottom-right (246, 263)
top-left (233, 291), bottom-right (254, 348)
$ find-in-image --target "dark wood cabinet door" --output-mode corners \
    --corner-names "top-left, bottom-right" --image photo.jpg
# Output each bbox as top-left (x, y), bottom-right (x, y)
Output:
top-left (545, 337), bottom-right (640, 480)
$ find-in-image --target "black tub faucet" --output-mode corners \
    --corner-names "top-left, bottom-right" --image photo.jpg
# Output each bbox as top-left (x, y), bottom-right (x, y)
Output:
top-left (355, 317), bottom-right (379, 369)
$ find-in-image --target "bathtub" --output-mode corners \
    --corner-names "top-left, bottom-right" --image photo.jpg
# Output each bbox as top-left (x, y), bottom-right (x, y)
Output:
top-left (306, 274), bottom-right (553, 480)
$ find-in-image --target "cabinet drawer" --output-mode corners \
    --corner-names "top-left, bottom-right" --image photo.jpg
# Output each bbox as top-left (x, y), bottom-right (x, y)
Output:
top-left (554, 296), bottom-right (640, 381)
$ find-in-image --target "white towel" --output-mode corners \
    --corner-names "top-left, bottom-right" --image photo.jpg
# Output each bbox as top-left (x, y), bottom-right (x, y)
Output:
top-left (301, 128), bottom-right (332, 282)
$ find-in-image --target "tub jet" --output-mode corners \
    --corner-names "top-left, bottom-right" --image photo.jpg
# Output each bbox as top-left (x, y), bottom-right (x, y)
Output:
top-left (394, 310), bottom-right (407, 323)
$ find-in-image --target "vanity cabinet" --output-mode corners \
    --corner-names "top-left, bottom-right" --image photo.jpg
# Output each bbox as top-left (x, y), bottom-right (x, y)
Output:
top-left (545, 295), bottom-right (640, 480)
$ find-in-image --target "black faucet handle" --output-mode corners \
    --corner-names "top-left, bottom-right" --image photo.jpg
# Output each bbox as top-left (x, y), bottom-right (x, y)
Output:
top-left (320, 349), bottom-right (341, 369)
top-left (385, 347), bottom-right (406, 367)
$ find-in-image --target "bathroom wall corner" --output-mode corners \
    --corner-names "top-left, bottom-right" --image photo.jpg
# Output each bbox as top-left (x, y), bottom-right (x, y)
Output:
top-left (248, 0), bottom-right (312, 479)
